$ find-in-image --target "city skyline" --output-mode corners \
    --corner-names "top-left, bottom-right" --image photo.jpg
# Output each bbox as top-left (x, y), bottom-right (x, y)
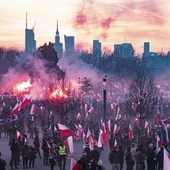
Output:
top-left (0, 0), bottom-right (170, 54)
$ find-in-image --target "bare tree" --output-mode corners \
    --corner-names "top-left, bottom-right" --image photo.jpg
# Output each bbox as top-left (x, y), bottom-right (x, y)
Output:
top-left (124, 72), bottom-right (162, 125)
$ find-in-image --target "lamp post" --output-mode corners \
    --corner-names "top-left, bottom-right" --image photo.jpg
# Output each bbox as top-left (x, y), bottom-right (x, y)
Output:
top-left (103, 76), bottom-right (107, 123)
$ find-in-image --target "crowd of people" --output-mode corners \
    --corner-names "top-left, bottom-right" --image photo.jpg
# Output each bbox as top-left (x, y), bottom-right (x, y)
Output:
top-left (0, 96), bottom-right (170, 170)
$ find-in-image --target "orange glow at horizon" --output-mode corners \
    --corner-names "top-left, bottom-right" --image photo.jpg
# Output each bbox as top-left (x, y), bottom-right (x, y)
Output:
top-left (0, 0), bottom-right (170, 54)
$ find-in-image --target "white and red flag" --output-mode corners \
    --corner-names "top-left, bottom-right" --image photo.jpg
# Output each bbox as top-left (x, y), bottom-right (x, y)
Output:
top-left (30, 104), bottom-right (37, 115)
top-left (135, 118), bottom-right (140, 125)
top-left (70, 157), bottom-right (81, 170)
top-left (156, 135), bottom-right (163, 153)
top-left (113, 124), bottom-right (120, 136)
top-left (106, 119), bottom-right (111, 132)
top-left (64, 136), bottom-right (74, 154)
top-left (128, 124), bottom-right (134, 141)
top-left (76, 113), bottom-right (82, 121)
top-left (17, 130), bottom-right (23, 140)
top-left (10, 97), bottom-right (30, 116)
top-left (144, 120), bottom-right (150, 129)
top-left (88, 106), bottom-right (94, 114)
top-left (114, 138), bottom-right (118, 148)
top-left (164, 147), bottom-right (170, 170)
top-left (58, 123), bottom-right (78, 138)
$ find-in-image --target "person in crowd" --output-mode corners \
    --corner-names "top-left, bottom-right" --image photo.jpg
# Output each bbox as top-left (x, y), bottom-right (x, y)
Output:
top-left (125, 146), bottom-right (133, 170)
top-left (41, 138), bottom-right (49, 165)
top-left (10, 139), bottom-right (20, 169)
top-left (109, 135), bottom-right (114, 151)
top-left (130, 143), bottom-right (136, 169)
top-left (118, 145), bottom-right (124, 170)
top-left (22, 142), bottom-right (30, 169)
top-left (135, 145), bottom-right (145, 170)
top-left (49, 143), bottom-right (58, 170)
top-left (78, 152), bottom-right (89, 170)
top-left (29, 145), bottom-right (37, 168)
top-left (83, 143), bottom-right (92, 163)
top-left (109, 146), bottom-right (120, 170)
top-left (146, 143), bottom-right (157, 170)
top-left (91, 145), bottom-right (100, 163)
top-left (58, 140), bottom-right (67, 170)
top-left (0, 151), bottom-right (6, 170)
top-left (33, 135), bottom-right (42, 159)
top-left (157, 146), bottom-right (163, 170)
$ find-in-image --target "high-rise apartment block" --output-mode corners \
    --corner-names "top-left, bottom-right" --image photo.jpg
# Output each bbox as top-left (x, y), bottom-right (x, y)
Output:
top-left (93, 40), bottom-right (101, 57)
top-left (25, 13), bottom-right (36, 52)
top-left (64, 35), bottom-right (74, 56)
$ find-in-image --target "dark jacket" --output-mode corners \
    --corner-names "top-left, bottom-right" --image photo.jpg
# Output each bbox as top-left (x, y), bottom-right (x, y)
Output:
top-left (109, 149), bottom-right (120, 164)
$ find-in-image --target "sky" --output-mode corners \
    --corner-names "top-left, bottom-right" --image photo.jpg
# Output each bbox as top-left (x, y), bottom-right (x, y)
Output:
top-left (0, 0), bottom-right (170, 54)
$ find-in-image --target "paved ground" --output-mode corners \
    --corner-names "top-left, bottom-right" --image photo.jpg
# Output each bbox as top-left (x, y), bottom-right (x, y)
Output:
top-left (0, 131), bottom-right (136, 170)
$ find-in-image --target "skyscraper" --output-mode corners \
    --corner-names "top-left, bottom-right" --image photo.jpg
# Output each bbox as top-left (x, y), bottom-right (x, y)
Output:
top-left (144, 42), bottom-right (150, 54)
top-left (64, 35), bottom-right (74, 56)
top-left (93, 40), bottom-right (101, 57)
top-left (54, 20), bottom-right (63, 58)
top-left (25, 13), bottom-right (36, 52)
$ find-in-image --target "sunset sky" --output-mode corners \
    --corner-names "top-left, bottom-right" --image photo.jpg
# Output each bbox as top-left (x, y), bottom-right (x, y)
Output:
top-left (0, 0), bottom-right (170, 54)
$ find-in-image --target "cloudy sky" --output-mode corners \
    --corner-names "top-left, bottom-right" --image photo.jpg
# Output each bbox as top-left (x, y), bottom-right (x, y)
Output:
top-left (0, 0), bottom-right (170, 54)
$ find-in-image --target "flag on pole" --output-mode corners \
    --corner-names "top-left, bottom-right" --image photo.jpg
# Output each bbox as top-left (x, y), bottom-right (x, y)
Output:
top-left (76, 113), bottom-right (82, 121)
top-left (64, 136), bottom-right (74, 154)
top-left (113, 124), bottom-right (120, 136)
top-left (128, 124), bottom-right (134, 141)
top-left (156, 135), bottom-right (163, 153)
top-left (58, 123), bottom-right (78, 138)
top-left (30, 104), bottom-right (37, 115)
top-left (135, 118), bottom-right (140, 125)
top-left (164, 147), bottom-right (170, 170)
top-left (70, 157), bottom-right (81, 170)
top-left (17, 130), bottom-right (23, 139)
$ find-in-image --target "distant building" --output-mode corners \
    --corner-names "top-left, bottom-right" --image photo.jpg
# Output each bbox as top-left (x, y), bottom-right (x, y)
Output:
top-left (114, 43), bottom-right (134, 58)
top-left (64, 35), bottom-right (74, 56)
top-left (144, 42), bottom-right (150, 54)
top-left (54, 21), bottom-right (63, 58)
top-left (93, 40), bottom-right (101, 57)
top-left (25, 13), bottom-right (36, 52)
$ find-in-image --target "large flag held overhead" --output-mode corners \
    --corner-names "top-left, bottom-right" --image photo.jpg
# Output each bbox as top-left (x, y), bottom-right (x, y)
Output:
top-left (70, 157), bottom-right (81, 170)
top-left (164, 147), bottom-right (170, 170)
top-left (58, 123), bottom-right (78, 138)
top-left (10, 97), bottom-right (31, 116)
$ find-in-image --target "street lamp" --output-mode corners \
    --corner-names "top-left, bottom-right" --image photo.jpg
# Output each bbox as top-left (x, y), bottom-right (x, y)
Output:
top-left (103, 76), bottom-right (107, 123)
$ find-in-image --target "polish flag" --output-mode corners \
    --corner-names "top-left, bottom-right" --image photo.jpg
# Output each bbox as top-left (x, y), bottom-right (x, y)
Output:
top-left (46, 140), bottom-right (53, 154)
top-left (88, 106), bottom-right (94, 113)
top-left (156, 135), bottom-right (163, 153)
top-left (20, 97), bottom-right (31, 110)
top-left (76, 113), bottom-right (82, 121)
top-left (58, 123), bottom-right (78, 138)
top-left (114, 138), bottom-right (118, 148)
top-left (70, 157), bottom-right (81, 170)
top-left (128, 124), bottom-right (134, 141)
top-left (113, 124), bottom-right (120, 136)
top-left (95, 93), bottom-right (101, 102)
top-left (164, 148), bottom-right (170, 170)
top-left (10, 97), bottom-right (30, 116)
top-left (157, 108), bottom-right (161, 122)
top-left (64, 136), bottom-right (74, 154)
top-left (115, 113), bottom-right (121, 121)
top-left (110, 102), bottom-right (117, 110)
top-left (83, 132), bottom-right (89, 147)
top-left (106, 119), bottom-right (111, 132)
top-left (30, 104), bottom-right (37, 115)
top-left (98, 129), bottom-right (103, 148)
top-left (49, 111), bottom-right (53, 118)
top-left (17, 130), bottom-right (23, 140)
top-left (144, 121), bottom-right (150, 129)
top-left (135, 118), bottom-right (140, 125)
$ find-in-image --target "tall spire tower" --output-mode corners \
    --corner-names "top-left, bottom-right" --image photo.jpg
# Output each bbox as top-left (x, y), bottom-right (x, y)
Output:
top-left (54, 20), bottom-right (63, 58)
top-left (55, 20), bottom-right (60, 43)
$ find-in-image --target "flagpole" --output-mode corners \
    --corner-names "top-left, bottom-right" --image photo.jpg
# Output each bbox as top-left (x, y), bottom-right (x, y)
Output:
top-left (103, 76), bottom-right (107, 123)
